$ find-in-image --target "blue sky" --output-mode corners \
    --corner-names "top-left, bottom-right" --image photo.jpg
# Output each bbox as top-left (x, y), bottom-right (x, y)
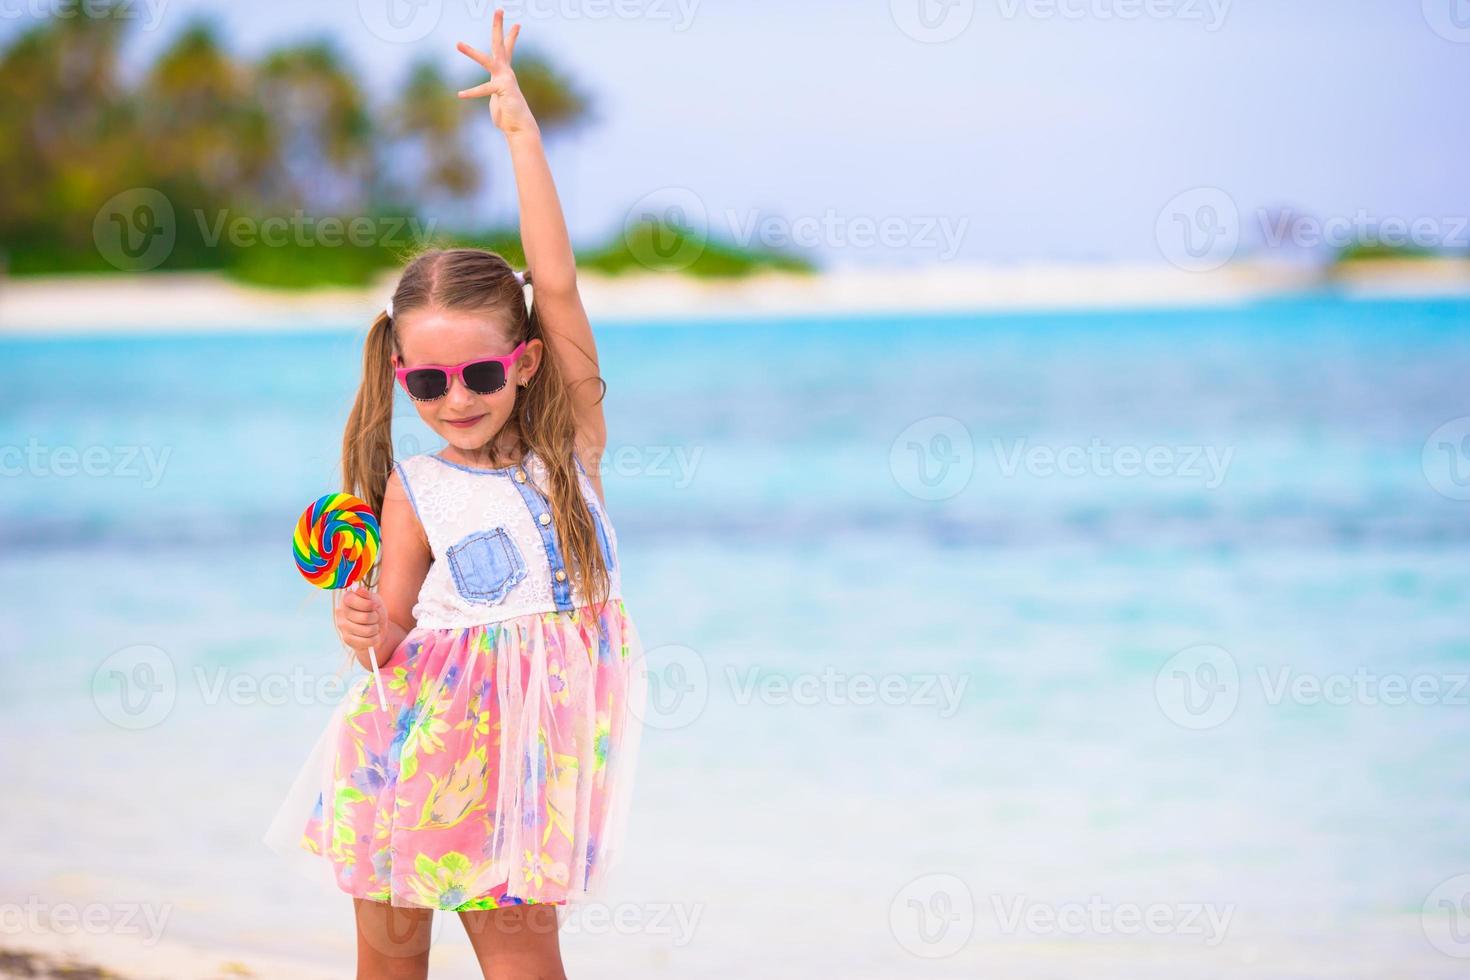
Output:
top-left (7, 0), bottom-right (1467, 266)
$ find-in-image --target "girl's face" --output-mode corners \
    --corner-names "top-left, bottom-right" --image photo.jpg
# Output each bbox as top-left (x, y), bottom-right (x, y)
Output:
top-left (394, 306), bottom-right (543, 456)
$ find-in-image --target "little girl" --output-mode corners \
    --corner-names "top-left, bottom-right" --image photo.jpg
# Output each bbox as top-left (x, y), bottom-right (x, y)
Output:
top-left (266, 11), bottom-right (646, 977)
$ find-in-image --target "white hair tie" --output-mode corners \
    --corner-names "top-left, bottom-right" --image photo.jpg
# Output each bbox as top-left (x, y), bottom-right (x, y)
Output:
top-left (515, 270), bottom-right (527, 287)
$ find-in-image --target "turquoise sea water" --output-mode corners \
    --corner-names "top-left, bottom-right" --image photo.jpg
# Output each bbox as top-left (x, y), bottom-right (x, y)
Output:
top-left (2, 294), bottom-right (1468, 977)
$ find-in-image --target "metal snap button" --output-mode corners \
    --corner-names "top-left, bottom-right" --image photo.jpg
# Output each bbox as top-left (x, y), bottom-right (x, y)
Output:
top-left (554, 569), bottom-right (567, 582)
top-left (514, 470), bottom-right (527, 483)
top-left (539, 513), bottom-right (551, 526)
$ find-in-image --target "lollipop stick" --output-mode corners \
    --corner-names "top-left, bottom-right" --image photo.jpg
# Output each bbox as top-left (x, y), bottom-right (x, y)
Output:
top-left (367, 642), bottom-right (389, 711)
top-left (358, 581), bottom-right (390, 712)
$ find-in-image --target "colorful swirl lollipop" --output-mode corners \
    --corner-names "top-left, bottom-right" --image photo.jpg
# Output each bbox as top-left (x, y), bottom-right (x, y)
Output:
top-left (293, 492), bottom-right (380, 589)
top-left (293, 492), bottom-right (388, 709)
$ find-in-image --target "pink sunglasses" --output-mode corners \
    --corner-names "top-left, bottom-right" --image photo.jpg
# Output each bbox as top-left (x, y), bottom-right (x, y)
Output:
top-left (392, 342), bottom-right (528, 401)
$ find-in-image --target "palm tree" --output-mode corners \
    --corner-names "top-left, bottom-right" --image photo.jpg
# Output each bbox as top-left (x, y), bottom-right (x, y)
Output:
top-left (0, 9), bottom-right (135, 251)
top-left (390, 59), bottom-right (479, 206)
top-left (139, 20), bottom-right (275, 209)
top-left (255, 41), bottom-right (375, 214)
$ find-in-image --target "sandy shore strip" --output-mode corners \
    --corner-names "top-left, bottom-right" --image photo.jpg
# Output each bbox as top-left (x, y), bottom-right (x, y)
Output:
top-left (0, 928), bottom-right (493, 979)
top-left (2, 260), bottom-right (1465, 335)
top-left (0, 931), bottom-right (348, 980)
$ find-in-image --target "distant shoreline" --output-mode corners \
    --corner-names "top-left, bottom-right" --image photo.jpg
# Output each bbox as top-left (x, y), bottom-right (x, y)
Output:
top-left (2, 259), bottom-right (1467, 335)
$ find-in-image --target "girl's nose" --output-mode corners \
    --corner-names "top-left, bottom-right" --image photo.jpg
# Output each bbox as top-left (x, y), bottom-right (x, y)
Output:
top-left (444, 375), bottom-right (479, 406)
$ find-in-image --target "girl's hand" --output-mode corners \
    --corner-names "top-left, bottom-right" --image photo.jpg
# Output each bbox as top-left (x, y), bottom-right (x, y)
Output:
top-left (335, 584), bottom-right (385, 660)
top-left (456, 9), bottom-right (538, 138)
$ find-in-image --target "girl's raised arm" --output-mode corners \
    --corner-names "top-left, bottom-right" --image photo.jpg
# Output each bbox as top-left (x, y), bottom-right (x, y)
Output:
top-left (456, 10), bottom-right (606, 477)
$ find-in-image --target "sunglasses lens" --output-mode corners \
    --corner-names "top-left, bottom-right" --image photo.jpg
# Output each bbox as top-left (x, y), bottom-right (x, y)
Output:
top-left (461, 360), bottom-right (509, 395)
top-left (404, 369), bottom-right (449, 400)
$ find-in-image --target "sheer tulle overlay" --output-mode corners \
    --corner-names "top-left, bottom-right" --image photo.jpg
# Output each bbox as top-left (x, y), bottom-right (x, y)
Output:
top-left (265, 599), bottom-right (647, 910)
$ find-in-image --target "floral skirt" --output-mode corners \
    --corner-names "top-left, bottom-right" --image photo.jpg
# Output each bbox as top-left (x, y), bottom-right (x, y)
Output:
top-left (265, 599), bottom-right (646, 911)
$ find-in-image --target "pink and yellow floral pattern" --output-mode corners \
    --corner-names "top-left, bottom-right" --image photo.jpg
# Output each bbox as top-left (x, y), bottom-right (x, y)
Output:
top-left (300, 599), bottom-right (644, 910)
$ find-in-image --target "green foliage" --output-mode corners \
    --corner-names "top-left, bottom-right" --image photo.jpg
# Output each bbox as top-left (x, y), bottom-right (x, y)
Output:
top-left (0, 8), bottom-right (817, 289)
top-left (1335, 241), bottom-right (1442, 263)
top-left (0, 9), bottom-right (593, 287)
top-left (583, 220), bottom-right (815, 278)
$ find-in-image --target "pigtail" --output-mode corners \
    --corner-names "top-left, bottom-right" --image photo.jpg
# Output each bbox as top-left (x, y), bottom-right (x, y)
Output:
top-left (342, 309), bottom-right (397, 588)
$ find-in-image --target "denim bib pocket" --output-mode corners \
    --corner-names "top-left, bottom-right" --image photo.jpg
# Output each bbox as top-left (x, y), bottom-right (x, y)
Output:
top-left (591, 505), bottom-right (616, 572)
top-left (446, 528), bottom-right (527, 604)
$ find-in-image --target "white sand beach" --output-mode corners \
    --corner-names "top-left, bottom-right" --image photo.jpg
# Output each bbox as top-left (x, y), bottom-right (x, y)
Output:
top-left (2, 259), bottom-right (1467, 335)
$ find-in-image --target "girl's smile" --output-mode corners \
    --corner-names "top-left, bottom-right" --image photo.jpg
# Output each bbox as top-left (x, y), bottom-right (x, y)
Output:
top-left (391, 307), bottom-right (544, 458)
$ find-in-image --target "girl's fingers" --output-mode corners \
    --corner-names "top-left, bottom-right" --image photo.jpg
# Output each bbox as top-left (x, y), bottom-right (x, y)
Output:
top-left (341, 607), bottom-right (379, 627)
top-left (458, 79), bottom-right (504, 99)
top-left (341, 591), bottom-right (375, 612)
top-left (492, 8), bottom-right (505, 58)
top-left (456, 40), bottom-right (493, 71)
top-left (339, 625), bottom-right (377, 646)
top-left (506, 23), bottom-right (520, 62)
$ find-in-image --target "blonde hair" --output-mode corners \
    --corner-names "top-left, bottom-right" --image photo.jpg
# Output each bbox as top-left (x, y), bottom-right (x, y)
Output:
top-left (341, 247), bottom-right (612, 625)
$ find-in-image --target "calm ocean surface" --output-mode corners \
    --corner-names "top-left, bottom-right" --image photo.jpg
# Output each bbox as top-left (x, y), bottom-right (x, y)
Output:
top-left (2, 294), bottom-right (1468, 977)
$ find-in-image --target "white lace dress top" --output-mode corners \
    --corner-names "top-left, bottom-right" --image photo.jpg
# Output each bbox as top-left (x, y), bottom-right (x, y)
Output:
top-left (393, 449), bottom-right (623, 630)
